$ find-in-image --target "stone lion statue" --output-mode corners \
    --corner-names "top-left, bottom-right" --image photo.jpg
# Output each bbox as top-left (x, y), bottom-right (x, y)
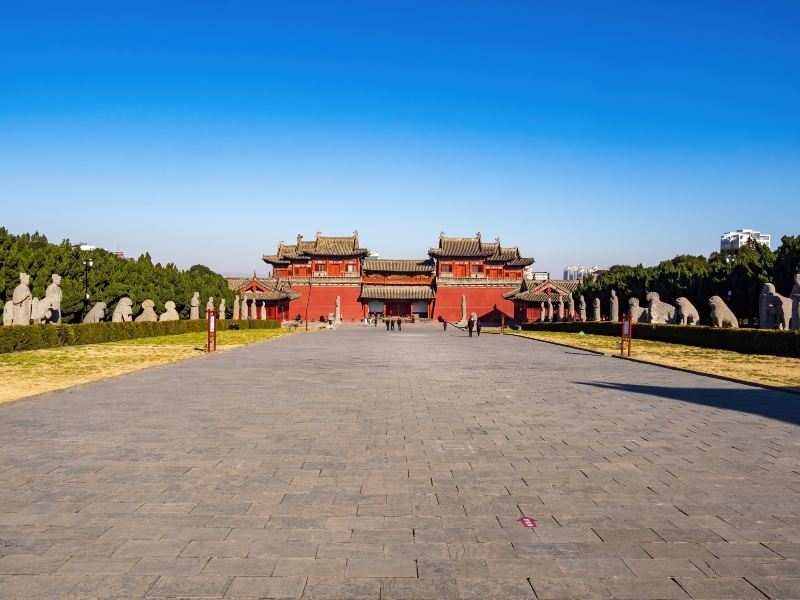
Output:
top-left (675, 297), bottom-right (700, 325)
top-left (159, 300), bottom-right (180, 321)
top-left (709, 296), bottom-right (738, 328)
top-left (111, 297), bottom-right (133, 322)
top-left (646, 291), bottom-right (676, 324)
top-left (136, 299), bottom-right (158, 322)
top-left (82, 301), bottom-right (107, 323)
top-left (628, 297), bottom-right (649, 323)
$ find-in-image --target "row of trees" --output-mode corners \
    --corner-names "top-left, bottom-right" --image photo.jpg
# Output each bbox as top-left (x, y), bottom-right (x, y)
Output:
top-left (577, 235), bottom-right (800, 326)
top-left (0, 229), bottom-right (238, 323)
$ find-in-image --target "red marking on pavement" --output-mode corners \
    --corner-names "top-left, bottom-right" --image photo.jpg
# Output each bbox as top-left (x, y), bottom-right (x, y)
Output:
top-left (517, 516), bottom-right (537, 528)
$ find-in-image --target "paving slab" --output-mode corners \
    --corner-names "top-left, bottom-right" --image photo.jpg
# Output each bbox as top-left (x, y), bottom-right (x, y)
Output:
top-left (1, 323), bottom-right (799, 598)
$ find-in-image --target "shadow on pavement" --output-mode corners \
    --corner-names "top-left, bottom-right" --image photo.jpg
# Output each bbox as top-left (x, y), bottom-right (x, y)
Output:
top-left (579, 381), bottom-right (800, 426)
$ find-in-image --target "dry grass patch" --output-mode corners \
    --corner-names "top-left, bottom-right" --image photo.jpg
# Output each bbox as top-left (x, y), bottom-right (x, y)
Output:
top-left (505, 330), bottom-right (800, 392)
top-left (0, 328), bottom-right (291, 404)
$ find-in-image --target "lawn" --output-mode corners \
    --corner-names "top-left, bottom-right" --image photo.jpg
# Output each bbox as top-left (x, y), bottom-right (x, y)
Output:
top-left (0, 328), bottom-right (291, 404)
top-left (504, 329), bottom-right (800, 393)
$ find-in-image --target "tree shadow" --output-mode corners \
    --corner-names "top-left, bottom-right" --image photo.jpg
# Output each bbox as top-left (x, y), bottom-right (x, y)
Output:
top-left (578, 381), bottom-right (800, 426)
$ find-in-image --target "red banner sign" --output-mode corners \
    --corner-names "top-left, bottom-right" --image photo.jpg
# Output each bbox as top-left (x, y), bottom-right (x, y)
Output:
top-left (517, 516), bottom-right (537, 528)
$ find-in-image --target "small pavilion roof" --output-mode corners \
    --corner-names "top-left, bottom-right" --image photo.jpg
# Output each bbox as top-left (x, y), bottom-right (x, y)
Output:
top-left (503, 277), bottom-right (579, 301)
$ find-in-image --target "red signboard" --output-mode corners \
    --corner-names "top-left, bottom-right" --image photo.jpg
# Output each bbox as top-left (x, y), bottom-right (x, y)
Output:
top-left (517, 516), bottom-right (537, 528)
top-left (207, 309), bottom-right (217, 353)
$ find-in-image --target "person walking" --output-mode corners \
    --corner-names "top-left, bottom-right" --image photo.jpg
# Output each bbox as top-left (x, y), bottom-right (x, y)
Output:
top-left (397, 318), bottom-right (402, 332)
top-left (443, 320), bottom-right (447, 331)
top-left (374, 313), bottom-right (378, 327)
top-left (390, 318), bottom-right (395, 331)
top-left (467, 317), bottom-right (474, 338)
top-left (476, 319), bottom-right (482, 337)
top-left (385, 318), bottom-right (390, 331)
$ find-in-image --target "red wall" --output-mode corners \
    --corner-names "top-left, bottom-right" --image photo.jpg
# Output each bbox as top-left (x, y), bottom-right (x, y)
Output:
top-left (433, 287), bottom-right (515, 322)
top-left (288, 285), bottom-right (363, 321)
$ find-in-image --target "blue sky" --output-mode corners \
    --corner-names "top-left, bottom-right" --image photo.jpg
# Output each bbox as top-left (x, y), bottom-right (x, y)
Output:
top-left (1, 1), bottom-right (798, 276)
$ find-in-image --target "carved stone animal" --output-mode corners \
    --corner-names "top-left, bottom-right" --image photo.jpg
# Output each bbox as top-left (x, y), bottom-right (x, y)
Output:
top-left (111, 297), bottom-right (133, 322)
top-left (82, 302), bottom-right (107, 323)
top-left (135, 299), bottom-right (158, 322)
top-left (675, 297), bottom-right (700, 325)
top-left (709, 296), bottom-right (738, 328)
top-left (629, 298), bottom-right (649, 323)
top-left (159, 300), bottom-right (180, 321)
top-left (792, 274), bottom-right (800, 331)
top-left (646, 292), bottom-right (677, 324)
top-left (769, 294), bottom-right (792, 330)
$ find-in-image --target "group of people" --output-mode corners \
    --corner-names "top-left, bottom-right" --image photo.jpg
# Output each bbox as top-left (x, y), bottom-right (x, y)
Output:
top-left (439, 315), bottom-right (482, 337)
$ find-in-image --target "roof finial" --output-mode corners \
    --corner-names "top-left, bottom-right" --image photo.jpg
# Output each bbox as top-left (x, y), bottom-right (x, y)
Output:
top-left (439, 231), bottom-right (445, 240)
top-left (475, 231), bottom-right (481, 240)
top-left (316, 230), bottom-right (321, 237)
top-left (296, 234), bottom-right (303, 245)
top-left (495, 236), bottom-right (501, 244)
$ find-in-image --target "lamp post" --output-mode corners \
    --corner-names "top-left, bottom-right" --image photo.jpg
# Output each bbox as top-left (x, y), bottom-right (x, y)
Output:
top-left (82, 258), bottom-right (93, 319)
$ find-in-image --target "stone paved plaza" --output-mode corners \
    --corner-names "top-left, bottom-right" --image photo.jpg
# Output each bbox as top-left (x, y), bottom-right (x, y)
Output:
top-left (1, 324), bottom-right (799, 599)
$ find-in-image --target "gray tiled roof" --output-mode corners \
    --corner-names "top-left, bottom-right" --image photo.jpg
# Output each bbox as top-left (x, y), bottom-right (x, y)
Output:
top-left (360, 285), bottom-right (436, 301)
top-left (362, 259), bottom-right (434, 274)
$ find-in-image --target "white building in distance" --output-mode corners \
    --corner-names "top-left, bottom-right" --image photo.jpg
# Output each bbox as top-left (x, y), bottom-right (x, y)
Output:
top-left (563, 265), bottom-right (603, 281)
top-left (720, 229), bottom-right (771, 251)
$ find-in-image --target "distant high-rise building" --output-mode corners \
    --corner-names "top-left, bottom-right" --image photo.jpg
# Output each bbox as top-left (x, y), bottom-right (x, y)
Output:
top-left (720, 229), bottom-right (771, 251)
top-left (563, 265), bottom-right (603, 280)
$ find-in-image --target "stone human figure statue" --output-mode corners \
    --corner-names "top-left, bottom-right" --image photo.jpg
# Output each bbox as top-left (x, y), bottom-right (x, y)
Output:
top-left (335, 296), bottom-right (341, 322)
top-left (159, 300), bottom-right (179, 321)
top-left (206, 296), bottom-right (215, 316)
top-left (610, 290), bottom-right (619, 322)
top-left (190, 292), bottom-right (200, 320)
top-left (460, 294), bottom-right (467, 324)
top-left (233, 294), bottom-right (240, 320)
top-left (111, 297), bottom-right (133, 322)
top-left (791, 274), bottom-right (800, 331)
top-left (555, 297), bottom-right (564, 322)
top-left (12, 272), bottom-right (33, 326)
top-left (82, 301), bottom-right (106, 323)
top-left (2, 301), bottom-right (12, 326)
top-left (566, 294), bottom-right (575, 322)
top-left (219, 298), bottom-right (226, 320)
top-left (578, 295), bottom-right (586, 322)
top-left (545, 299), bottom-right (553, 322)
top-left (259, 301), bottom-right (266, 320)
top-left (592, 298), bottom-right (601, 321)
top-left (242, 294), bottom-right (251, 319)
top-left (36, 274), bottom-right (63, 324)
top-left (135, 299), bottom-right (158, 322)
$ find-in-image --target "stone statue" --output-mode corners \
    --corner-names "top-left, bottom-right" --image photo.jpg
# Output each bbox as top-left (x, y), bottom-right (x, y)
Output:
top-left (82, 301), bottom-right (106, 323)
top-left (545, 298), bottom-right (553, 322)
top-left (36, 274), bottom-right (63, 324)
top-left (190, 292), bottom-right (200, 320)
top-left (555, 297), bottom-right (564, 322)
top-left (578, 295), bottom-right (586, 322)
top-left (791, 274), bottom-right (800, 331)
top-left (30, 296), bottom-right (41, 324)
top-left (219, 298), bottom-right (226, 320)
top-left (629, 298), bottom-right (649, 323)
top-left (566, 294), bottom-right (575, 322)
top-left (159, 300), bottom-right (179, 321)
top-left (242, 293), bottom-right (250, 319)
top-left (206, 296), bottom-right (214, 316)
top-left (111, 297), bottom-right (133, 322)
top-left (592, 298), bottom-right (601, 321)
top-left (760, 283), bottom-right (792, 329)
top-left (12, 273), bottom-right (33, 326)
top-left (335, 296), bottom-right (341, 322)
top-left (135, 299), bottom-right (158, 322)
top-left (261, 301), bottom-right (268, 320)
top-left (709, 296), bottom-right (738, 328)
top-left (460, 294), bottom-right (467, 325)
top-left (233, 294), bottom-right (240, 320)
top-left (610, 290), bottom-right (619, 322)
top-left (675, 297), bottom-right (700, 325)
top-left (646, 292), bottom-right (677, 324)
top-left (2, 301), bottom-right (12, 326)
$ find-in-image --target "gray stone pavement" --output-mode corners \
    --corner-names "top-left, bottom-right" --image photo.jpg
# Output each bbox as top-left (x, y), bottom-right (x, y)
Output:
top-left (1, 324), bottom-right (799, 599)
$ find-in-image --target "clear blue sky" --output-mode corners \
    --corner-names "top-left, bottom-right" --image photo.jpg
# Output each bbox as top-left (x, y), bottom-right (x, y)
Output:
top-left (1, 1), bottom-right (798, 276)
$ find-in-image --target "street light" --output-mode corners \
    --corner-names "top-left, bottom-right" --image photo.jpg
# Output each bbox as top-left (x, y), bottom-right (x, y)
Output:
top-left (82, 258), bottom-right (93, 319)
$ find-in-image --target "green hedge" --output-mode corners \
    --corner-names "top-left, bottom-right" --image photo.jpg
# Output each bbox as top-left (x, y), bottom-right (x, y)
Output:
top-left (519, 321), bottom-right (800, 358)
top-left (0, 319), bottom-right (281, 354)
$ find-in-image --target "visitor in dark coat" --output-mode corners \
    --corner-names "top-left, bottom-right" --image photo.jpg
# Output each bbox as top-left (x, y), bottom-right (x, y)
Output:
top-left (467, 318), bottom-right (474, 338)
top-left (476, 319), bottom-right (482, 336)
top-left (385, 318), bottom-right (390, 331)
top-left (397, 318), bottom-right (401, 332)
